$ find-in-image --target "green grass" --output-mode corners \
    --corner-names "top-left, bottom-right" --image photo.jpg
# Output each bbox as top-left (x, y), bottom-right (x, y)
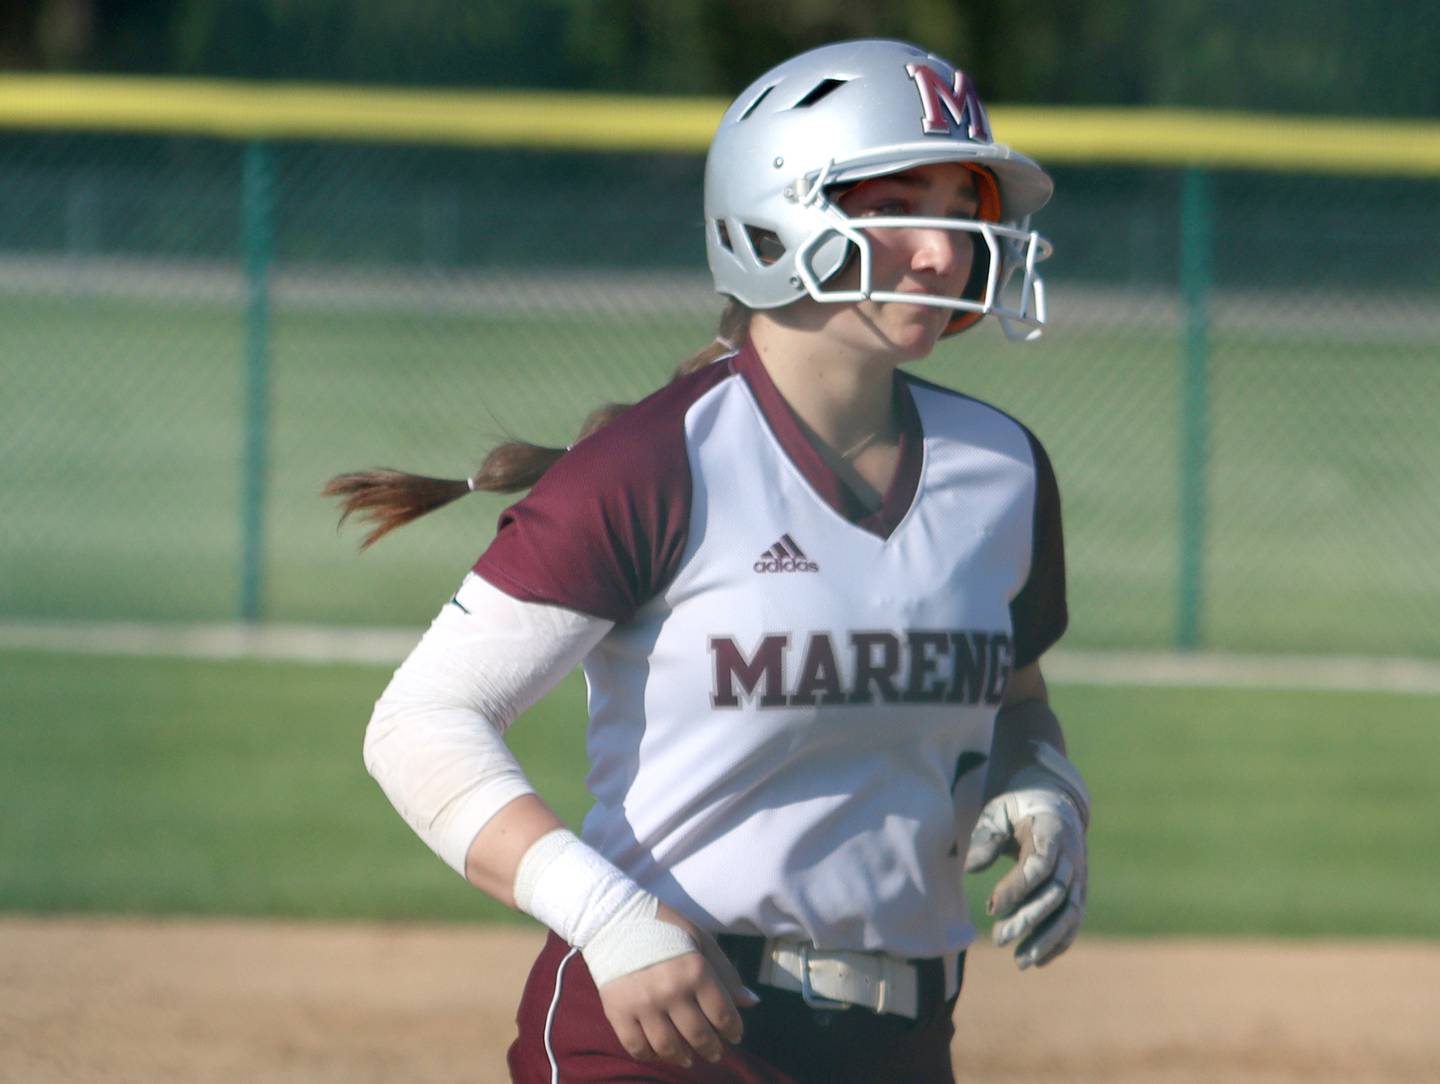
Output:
top-left (3, 649), bottom-right (1438, 938)
top-left (2, 294), bottom-right (1439, 654)
top-left (1053, 681), bottom-right (1440, 937)
top-left (0, 649), bottom-right (591, 923)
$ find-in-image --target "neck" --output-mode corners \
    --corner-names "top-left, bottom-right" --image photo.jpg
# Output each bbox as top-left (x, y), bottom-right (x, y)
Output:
top-left (748, 316), bottom-right (898, 456)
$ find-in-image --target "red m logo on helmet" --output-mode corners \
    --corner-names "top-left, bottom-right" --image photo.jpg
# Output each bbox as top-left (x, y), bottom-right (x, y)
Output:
top-left (906, 64), bottom-right (992, 142)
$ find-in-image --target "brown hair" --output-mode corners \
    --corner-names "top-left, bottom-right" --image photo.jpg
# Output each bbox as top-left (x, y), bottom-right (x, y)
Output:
top-left (324, 300), bottom-right (753, 549)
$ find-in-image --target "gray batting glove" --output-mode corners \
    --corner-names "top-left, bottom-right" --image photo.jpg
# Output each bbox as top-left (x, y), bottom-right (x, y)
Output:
top-left (964, 743), bottom-right (1090, 970)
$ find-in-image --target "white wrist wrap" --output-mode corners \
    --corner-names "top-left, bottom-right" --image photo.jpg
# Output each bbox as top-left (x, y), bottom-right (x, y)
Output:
top-left (512, 829), bottom-right (696, 987)
top-left (582, 892), bottom-right (697, 988)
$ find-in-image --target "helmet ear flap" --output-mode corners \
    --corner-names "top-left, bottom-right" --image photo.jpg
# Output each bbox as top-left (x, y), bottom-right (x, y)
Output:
top-left (961, 233), bottom-right (992, 304)
top-left (940, 235), bottom-right (991, 337)
top-left (942, 165), bottom-right (1003, 338)
top-left (942, 310), bottom-right (987, 337)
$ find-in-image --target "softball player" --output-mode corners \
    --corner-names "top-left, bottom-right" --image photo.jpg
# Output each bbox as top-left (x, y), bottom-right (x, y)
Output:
top-left (333, 39), bottom-right (1090, 1084)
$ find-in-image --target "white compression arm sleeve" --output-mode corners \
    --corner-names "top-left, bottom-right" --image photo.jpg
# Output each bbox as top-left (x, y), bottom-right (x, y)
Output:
top-left (366, 575), bottom-right (697, 985)
top-left (363, 573), bottom-right (612, 876)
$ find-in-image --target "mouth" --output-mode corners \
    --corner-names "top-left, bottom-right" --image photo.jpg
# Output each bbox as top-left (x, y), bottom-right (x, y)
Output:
top-left (890, 282), bottom-right (961, 302)
top-left (886, 291), bottom-right (954, 314)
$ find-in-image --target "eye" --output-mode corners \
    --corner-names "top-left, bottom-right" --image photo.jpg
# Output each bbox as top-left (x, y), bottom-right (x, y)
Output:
top-left (858, 198), bottom-right (909, 217)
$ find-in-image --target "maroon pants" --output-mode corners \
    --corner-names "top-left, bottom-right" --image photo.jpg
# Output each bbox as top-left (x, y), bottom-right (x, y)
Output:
top-left (507, 932), bottom-right (960, 1084)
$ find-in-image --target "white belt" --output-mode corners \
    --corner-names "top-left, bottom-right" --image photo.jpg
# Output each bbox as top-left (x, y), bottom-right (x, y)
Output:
top-left (754, 940), bottom-right (959, 1019)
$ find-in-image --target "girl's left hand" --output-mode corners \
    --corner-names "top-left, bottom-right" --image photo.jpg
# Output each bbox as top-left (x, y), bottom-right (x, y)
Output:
top-left (966, 784), bottom-right (1087, 968)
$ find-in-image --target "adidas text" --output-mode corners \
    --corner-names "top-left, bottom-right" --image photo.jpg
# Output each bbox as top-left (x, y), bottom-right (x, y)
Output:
top-left (754, 555), bottom-right (819, 574)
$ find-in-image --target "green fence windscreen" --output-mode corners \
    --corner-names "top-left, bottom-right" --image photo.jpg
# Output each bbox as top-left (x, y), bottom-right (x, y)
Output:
top-left (1, 128), bottom-right (1437, 655)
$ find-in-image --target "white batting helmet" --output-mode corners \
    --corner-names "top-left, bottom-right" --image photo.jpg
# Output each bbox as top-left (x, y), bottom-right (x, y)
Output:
top-left (704, 39), bottom-right (1054, 339)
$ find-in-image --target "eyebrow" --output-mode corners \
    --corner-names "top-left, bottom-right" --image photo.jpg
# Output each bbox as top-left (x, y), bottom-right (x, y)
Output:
top-left (865, 174), bottom-right (978, 203)
top-left (884, 173), bottom-right (974, 189)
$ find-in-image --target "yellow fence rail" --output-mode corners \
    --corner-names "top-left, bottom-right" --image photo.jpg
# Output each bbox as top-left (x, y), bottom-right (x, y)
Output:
top-left (3, 74), bottom-right (1438, 176)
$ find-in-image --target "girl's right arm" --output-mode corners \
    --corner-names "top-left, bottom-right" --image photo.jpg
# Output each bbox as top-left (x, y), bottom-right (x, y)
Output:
top-left (363, 574), bottom-right (754, 1067)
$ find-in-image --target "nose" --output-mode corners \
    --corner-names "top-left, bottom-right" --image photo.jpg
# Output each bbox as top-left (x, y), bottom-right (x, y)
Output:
top-left (910, 226), bottom-right (970, 279)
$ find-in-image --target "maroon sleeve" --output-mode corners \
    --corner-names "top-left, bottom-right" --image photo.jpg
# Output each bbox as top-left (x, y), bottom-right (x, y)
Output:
top-left (472, 363), bottom-right (730, 623)
top-left (1009, 428), bottom-right (1068, 669)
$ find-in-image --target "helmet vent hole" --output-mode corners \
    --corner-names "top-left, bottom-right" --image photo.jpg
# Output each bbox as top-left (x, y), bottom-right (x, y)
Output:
top-left (715, 221), bottom-right (733, 252)
top-left (792, 78), bottom-right (849, 109)
top-left (737, 84), bottom-right (776, 121)
top-left (744, 226), bottom-right (786, 266)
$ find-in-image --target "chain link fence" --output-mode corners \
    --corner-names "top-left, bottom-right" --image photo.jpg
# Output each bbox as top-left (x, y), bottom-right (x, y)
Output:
top-left (2, 126), bottom-right (1437, 656)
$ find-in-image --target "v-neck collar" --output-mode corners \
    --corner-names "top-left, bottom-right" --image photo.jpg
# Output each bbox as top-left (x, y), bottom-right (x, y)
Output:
top-left (731, 339), bottom-right (924, 541)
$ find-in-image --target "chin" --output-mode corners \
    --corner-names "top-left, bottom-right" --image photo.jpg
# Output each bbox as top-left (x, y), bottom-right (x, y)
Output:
top-left (894, 339), bottom-right (942, 363)
top-left (828, 304), bottom-right (946, 362)
top-left (882, 317), bottom-right (947, 360)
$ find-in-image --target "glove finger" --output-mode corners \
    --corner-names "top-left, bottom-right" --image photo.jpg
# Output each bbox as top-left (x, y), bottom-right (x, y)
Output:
top-left (992, 857), bottom-right (1072, 946)
top-left (963, 826), bottom-right (1008, 873)
top-left (1034, 916), bottom-right (1080, 969)
top-left (1015, 896), bottom-right (1083, 970)
top-left (963, 800), bottom-right (1014, 874)
top-left (987, 820), bottom-right (1063, 918)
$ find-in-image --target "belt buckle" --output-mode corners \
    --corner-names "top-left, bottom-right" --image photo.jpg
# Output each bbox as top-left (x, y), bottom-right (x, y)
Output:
top-left (798, 944), bottom-right (852, 1011)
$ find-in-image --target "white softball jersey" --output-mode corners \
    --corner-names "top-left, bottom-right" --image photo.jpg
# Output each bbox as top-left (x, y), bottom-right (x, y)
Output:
top-left (473, 341), bottom-right (1066, 959)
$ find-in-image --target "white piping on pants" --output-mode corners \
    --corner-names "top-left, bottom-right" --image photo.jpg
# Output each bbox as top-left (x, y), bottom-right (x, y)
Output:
top-left (544, 947), bottom-right (580, 1084)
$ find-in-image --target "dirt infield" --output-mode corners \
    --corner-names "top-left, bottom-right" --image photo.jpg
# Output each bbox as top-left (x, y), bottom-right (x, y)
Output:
top-left (3, 917), bottom-right (1437, 1083)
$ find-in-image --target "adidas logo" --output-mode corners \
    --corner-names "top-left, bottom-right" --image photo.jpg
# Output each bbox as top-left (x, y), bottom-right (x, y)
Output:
top-left (753, 533), bottom-right (819, 574)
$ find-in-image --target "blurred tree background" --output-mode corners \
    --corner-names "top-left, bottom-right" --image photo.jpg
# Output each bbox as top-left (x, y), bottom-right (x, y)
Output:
top-left (1, 0), bottom-right (1435, 115)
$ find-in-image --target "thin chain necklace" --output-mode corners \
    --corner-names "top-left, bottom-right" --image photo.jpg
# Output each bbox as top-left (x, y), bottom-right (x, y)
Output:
top-left (839, 429), bottom-right (884, 460)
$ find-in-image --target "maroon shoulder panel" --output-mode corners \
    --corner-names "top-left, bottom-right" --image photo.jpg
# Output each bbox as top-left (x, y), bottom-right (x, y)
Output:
top-left (899, 373), bottom-right (1069, 668)
top-left (473, 358), bottom-right (736, 623)
top-left (1010, 427), bottom-right (1068, 669)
